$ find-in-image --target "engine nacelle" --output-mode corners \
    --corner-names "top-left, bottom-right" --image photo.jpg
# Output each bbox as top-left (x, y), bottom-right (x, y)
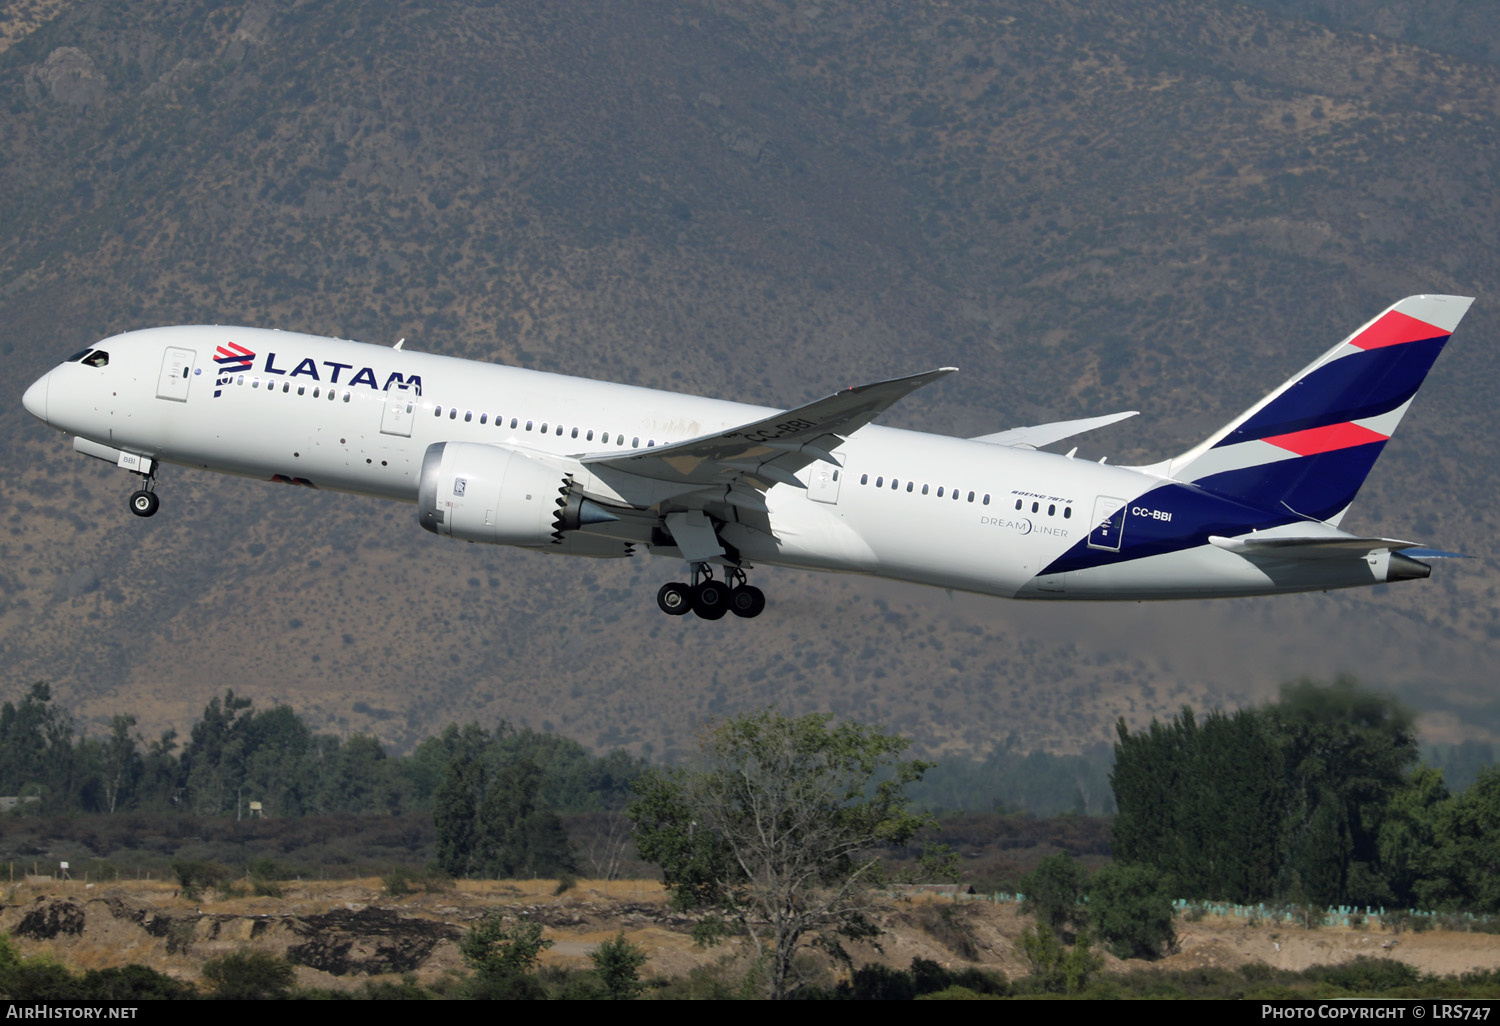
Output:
top-left (417, 441), bottom-right (570, 546)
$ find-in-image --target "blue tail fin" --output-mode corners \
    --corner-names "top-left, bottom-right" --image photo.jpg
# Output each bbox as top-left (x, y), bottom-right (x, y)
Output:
top-left (1167, 295), bottom-right (1473, 524)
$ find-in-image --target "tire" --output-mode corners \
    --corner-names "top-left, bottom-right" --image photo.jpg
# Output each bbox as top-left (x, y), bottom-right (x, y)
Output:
top-left (657, 582), bottom-right (692, 616)
top-left (129, 490), bottom-right (159, 518)
top-left (692, 580), bottom-right (730, 620)
top-left (730, 585), bottom-right (766, 618)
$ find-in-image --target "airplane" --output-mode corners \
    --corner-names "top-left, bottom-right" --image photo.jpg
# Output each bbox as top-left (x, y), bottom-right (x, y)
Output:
top-left (21, 294), bottom-right (1471, 620)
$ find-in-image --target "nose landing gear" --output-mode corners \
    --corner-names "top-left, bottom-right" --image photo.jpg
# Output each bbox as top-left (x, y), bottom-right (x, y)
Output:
top-left (129, 489), bottom-right (159, 517)
top-left (657, 565), bottom-right (765, 619)
top-left (128, 467), bottom-right (160, 518)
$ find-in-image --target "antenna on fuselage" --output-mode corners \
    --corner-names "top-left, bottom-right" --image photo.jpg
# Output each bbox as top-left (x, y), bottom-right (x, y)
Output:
top-left (393, 338), bottom-right (405, 350)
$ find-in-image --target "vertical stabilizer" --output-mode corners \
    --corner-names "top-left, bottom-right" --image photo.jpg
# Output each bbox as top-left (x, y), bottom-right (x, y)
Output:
top-left (1168, 295), bottom-right (1472, 524)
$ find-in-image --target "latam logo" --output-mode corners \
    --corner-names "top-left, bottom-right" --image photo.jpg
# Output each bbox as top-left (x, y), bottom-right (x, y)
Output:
top-left (212, 342), bottom-right (256, 397)
top-left (211, 346), bottom-right (422, 399)
top-left (213, 342), bottom-right (255, 371)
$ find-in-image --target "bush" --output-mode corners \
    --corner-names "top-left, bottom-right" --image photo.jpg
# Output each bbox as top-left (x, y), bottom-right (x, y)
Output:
top-left (201, 950), bottom-right (296, 1000)
top-left (460, 913), bottom-right (551, 982)
top-left (589, 931), bottom-right (647, 1000)
top-left (1316, 958), bottom-right (1421, 994)
top-left (1017, 926), bottom-right (1101, 994)
top-left (77, 965), bottom-right (194, 1000)
top-left (172, 860), bottom-right (231, 900)
top-left (1088, 863), bottom-right (1177, 960)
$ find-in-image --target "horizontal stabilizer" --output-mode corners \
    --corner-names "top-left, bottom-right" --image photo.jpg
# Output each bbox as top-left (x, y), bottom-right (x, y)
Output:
top-left (971, 410), bottom-right (1138, 449)
top-left (1208, 534), bottom-right (1421, 559)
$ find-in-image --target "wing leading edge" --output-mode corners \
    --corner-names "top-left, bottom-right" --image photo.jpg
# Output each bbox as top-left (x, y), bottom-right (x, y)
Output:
top-left (582, 367), bottom-right (956, 494)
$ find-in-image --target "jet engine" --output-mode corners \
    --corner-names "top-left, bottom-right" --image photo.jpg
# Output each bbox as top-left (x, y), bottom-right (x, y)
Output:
top-left (417, 441), bottom-right (616, 546)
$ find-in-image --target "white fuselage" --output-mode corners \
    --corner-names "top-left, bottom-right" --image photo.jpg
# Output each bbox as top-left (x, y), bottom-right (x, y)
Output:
top-left (23, 325), bottom-right (1411, 604)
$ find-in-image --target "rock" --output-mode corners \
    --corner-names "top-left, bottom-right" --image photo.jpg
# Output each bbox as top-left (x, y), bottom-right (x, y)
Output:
top-left (34, 48), bottom-right (107, 108)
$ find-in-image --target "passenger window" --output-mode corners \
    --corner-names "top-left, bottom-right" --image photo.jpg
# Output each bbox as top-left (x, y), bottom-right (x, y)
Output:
top-left (967, 491), bottom-right (975, 502)
top-left (526, 421), bottom-right (533, 431)
top-left (632, 437), bottom-right (639, 447)
top-left (891, 479), bottom-right (899, 490)
top-left (906, 482), bottom-right (913, 492)
top-left (480, 414), bottom-right (488, 424)
top-left (464, 411), bottom-right (472, 422)
top-left (1031, 501), bottom-right (1039, 513)
top-left (510, 418), bottom-right (518, 428)
top-left (313, 387), bottom-right (321, 398)
top-left (861, 474), bottom-right (869, 485)
top-left (434, 406), bottom-right (442, 417)
top-left (449, 408), bottom-right (457, 419)
top-left (586, 430), bottom-right (594, 441)
top-left (983, 494), bottom-right (990, 505)
top-left (571, 427), bottom-right (578, 439)
top-left (921, 484), bottom-right (928, 495)
top-left (342, 392), bottom-right (350, 403)
top-left (937, 487), bottom-right (944, 497)
top-left (1064, 507), bottom-right (1072, 519)
top-left (876, 477), bottom-right (884, 487)
top-left (1048, 504), bottom-right (1055, 516)
top-left (541, 422), bottom-right (548, 433)
top-left (297, 386), bottom-right (305, 396)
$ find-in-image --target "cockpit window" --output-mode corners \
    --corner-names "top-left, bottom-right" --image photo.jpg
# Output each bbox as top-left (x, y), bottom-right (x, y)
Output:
top-left (66, 349), bottom-right (93, 362)
top-left (81, 350), bottom-right (110, 368)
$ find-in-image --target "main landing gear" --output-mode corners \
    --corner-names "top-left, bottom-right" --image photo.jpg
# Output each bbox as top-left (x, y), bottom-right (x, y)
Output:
top-left (657, 565), bottom-right (766, 620)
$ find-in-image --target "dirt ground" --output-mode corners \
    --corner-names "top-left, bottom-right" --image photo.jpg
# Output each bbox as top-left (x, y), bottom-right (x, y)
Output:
top-left (3, 876), bottom-right (1497, 993)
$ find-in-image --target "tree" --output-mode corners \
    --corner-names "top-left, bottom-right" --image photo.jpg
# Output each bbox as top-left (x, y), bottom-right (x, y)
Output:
top-left (99, 715), bottom-right (142, 814)
top-left (1087, 863), bottom-right (1176, 960)
top-left (1111, 679), bottom-right (1418, 907)
top-left (589, 931), bottom-right (648, 1000)
top-left (1017, 925), bottom-right (1101, 994)
top-left (433, 756), bottom-right (576, 879)
top-left (1111, 706), bottom-right (1284, 900)
top-left (1019, 853), bottom-right (1086, 940)
top-left (1270, 678), bottom-right (1419, 908)
top-left (1376, 765), bottom-right (1449, 907)
top-left (1422, 767), bottom-right (1500, 912)
top-left (629, 710), bottom-right (931, 1000)
top-left (459, 913), bottom-right (552, 999)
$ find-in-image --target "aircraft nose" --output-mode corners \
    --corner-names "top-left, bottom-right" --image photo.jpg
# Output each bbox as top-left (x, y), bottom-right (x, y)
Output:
top-left (22, 372), bottom-right (48, 423)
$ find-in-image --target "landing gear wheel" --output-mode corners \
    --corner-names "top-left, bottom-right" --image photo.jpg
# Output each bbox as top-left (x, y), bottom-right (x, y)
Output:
top-left (692, 580), bottom-right (730, 620)
top-left (657, 582), bottom-right (692, 616)
top-left (129, 490), bottom-right (159, 518)
top-left (729, 585), bottom-right (766, 619)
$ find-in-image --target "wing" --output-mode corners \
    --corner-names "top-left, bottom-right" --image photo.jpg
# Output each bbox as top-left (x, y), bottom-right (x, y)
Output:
top-left (582, 367), bottom-right (956, 495)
